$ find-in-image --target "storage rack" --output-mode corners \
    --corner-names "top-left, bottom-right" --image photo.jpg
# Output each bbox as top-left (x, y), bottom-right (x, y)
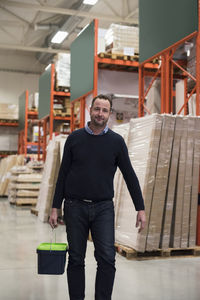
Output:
top-left (0, 121), bottom-right (18, 158)
top-left (69, 18), bottom-right (159, 131)
top-left (138, 0), bottom-right (200, 246)
top-left (38, 63), bottom-right (71, 161)
top-left (18, 90), bottom-right (39, 156)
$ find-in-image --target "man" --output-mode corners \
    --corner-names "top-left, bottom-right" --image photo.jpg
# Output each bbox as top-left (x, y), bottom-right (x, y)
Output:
top-left (49, 94), bottom-right (146, 300)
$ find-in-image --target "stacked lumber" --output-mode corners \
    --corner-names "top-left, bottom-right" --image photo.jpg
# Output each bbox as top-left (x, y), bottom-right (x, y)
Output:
top-left (0, 155), bottom-right (24, 196)
top-left (7, 165), bottom-right (42, 206)
top-left (36, 135), bottom-right (67, 222)
top-left (113, 114), bottom-right (200, 252)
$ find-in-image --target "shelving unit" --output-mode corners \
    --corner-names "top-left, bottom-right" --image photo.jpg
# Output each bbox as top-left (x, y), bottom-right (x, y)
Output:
top-left (18, 90), bottom-right (39, 156)
top-left (0, 107), bottom-right (19, 158)
top-left (38, 63), bottom-right (71, 160)
top-left (138, 0), bottom-right (200, 246)
top-left (70, 19), bottom-right (159, 130)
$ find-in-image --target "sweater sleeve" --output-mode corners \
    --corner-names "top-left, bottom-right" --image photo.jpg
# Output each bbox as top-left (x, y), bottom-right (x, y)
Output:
top-left (52, 136), bottom-right (72, 209)
top-left (117, 137), bottom-right (145, 211)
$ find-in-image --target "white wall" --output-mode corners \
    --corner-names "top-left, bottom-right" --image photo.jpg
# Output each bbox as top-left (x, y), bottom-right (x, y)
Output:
top-left (0, 71), bottom-right (40, 104)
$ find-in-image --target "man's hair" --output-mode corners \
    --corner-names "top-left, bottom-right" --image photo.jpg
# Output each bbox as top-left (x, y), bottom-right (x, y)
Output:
top-left (91, 94), bottom-right (112, 110)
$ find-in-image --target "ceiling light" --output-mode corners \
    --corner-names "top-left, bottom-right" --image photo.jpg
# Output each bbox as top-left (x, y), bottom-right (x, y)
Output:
top-left (83, 0), bottom-right (98, 5)
top-left (51, 31), bottom-right (69, 44)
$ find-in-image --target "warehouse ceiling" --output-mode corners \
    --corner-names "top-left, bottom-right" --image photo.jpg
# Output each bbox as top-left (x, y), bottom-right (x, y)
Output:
top-left (0, 0), bottom-right (139, 74)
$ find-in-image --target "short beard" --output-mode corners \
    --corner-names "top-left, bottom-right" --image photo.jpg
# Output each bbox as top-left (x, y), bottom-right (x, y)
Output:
top-left (92, 118), bottom-right (107, 128)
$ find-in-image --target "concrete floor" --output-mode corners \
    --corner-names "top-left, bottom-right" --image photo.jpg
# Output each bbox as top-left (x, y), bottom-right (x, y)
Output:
top-left (1, 197), bottom-right (200, 300)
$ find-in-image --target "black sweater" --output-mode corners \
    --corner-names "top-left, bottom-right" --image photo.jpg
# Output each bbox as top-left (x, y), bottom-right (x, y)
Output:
top-left (52, 128), bottom-right (145, 211)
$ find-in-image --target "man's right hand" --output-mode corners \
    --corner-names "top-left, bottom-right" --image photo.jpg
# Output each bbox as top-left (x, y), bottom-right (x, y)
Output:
top-left (49, 208), bottom-right (58, 229)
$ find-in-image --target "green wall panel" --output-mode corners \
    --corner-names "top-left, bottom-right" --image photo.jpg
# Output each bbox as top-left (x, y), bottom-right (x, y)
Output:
top-left (18, 91), bottom-right (26, 131)
top-left (70, 21), bottom-right (95, 101)
top-left (38, 65), bottom-right (51, 119)
top-left (139, 0), bottom-right (198, 62)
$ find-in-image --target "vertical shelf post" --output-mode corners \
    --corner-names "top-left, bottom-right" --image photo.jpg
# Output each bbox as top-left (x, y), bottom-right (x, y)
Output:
top-left (138, 65), bottom-right (145, 117)
top-left (93, 19), bottom-right (98, 98)
top-left (196, 0), bottom-right (200, 245)
top-left (24, 90), bottom-right (29, 156)
top-left (50, 64), bottom-right (55, 140)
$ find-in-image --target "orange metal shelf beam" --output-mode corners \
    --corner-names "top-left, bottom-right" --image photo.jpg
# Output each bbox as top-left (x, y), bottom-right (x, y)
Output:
top-left (28, 111), bottom-right (38, 116)
top-left (54, 116), bottom-right (71, 121)
top-left (0, 122), bottom-right (18, 126)
top-left (97, 57), bottom-right (159, 70)
top-left (53, 91), bottom-right (70, 97)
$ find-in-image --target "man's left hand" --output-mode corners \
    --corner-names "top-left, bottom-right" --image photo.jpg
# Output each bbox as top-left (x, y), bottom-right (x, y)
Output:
top-left (136, 210), bottom-right (146, 233)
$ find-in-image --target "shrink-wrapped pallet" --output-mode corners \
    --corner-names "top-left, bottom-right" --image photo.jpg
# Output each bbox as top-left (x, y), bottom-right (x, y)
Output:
top-left (171, 117), bottom-right (188, 248)
top-left (37, 135), bottom-right (67, 222)
top-left (112, 123), bottom-right (130, 226)
top-left (105, 24), bottom-right (139, 55)
top-left (0, 103), bottom-right (18, 120)
top-left (115, 114), bottom-right (163, 252)
top-left (161, 116), bottom-right (183, 249)
top-left (146, 115), bottom-right (175, 251)
top-left (181, 117), bottom-right (196, 248)
top-left (189, 117), bottom-right (200, 246)
top-left (55, 53), bottom-right (70, 89)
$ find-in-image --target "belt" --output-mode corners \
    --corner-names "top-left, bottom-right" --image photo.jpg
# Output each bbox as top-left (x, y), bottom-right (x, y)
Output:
top-left (82, 199), bottom-right (112, 203)
top-left (83, 199), bottom-right (93, 203)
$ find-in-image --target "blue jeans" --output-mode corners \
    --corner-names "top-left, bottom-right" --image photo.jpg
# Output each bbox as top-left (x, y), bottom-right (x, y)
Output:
top-left (64, 199), bottom-right (116, 300)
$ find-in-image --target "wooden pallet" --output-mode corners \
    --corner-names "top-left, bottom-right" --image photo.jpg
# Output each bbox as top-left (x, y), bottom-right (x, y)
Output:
top-left (0, 119), bottom-right (18, 123)
top-left (31, 207), bottom-right (38, 216)
top-left (15, 198), bottom-right (37, 206)
top-left (55, 85), bottom-right (70, 93)
top-left (98, 52), bottom-right (139, 62)
top-left (115, 243), bottom-right (200, 260)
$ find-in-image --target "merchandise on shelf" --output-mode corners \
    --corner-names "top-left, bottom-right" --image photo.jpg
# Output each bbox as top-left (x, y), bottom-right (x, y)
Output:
top-left (55, 53), bottom-right (70, 90)
top-left (114, 114), bottom-right (200, 252)
top-left (105, 23), bottom-right (139, 55)
top-left (0, 127), bottom-right (18, 152)
top-left (28, 92), bottom-right (39, 110)
top-left (0, 103), bottom-right (18, 120)
top-left (32, 125), bottom-right (43, 143)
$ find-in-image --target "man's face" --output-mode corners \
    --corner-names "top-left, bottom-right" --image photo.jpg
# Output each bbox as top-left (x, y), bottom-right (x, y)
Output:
top-left (90, 98), bottom-right (111, 128)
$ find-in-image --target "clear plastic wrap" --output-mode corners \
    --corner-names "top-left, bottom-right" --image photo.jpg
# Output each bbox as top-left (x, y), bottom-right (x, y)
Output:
top-left (0, 103), bottom-right (18, 120)
top-left (161, 116), bottom-right (183, 249)
top-left (146, 115), bottom-right (175, 251)
top-left (37, 136), bottom-right (64, 222)
top-left (105, 24), bottom-right (139, 55)
top-left (115, 114), bottom-right (163, 252)
top-left (113, 114), bottom-right (200, 251)
top-left (55, 53), bottom-right (70, 88)
top-left (189, 117), bottom-right (200, 246)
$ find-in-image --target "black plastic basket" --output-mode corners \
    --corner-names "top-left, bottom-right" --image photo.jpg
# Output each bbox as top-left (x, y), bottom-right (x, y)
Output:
top-left (37, 243), bottom-right (68, 275)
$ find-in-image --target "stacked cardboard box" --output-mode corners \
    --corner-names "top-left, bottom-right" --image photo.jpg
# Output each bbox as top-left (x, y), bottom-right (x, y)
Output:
top-left (105, 24), bottom-right (139, 55)
top-left (114, 114), bottom-right (200, 252)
